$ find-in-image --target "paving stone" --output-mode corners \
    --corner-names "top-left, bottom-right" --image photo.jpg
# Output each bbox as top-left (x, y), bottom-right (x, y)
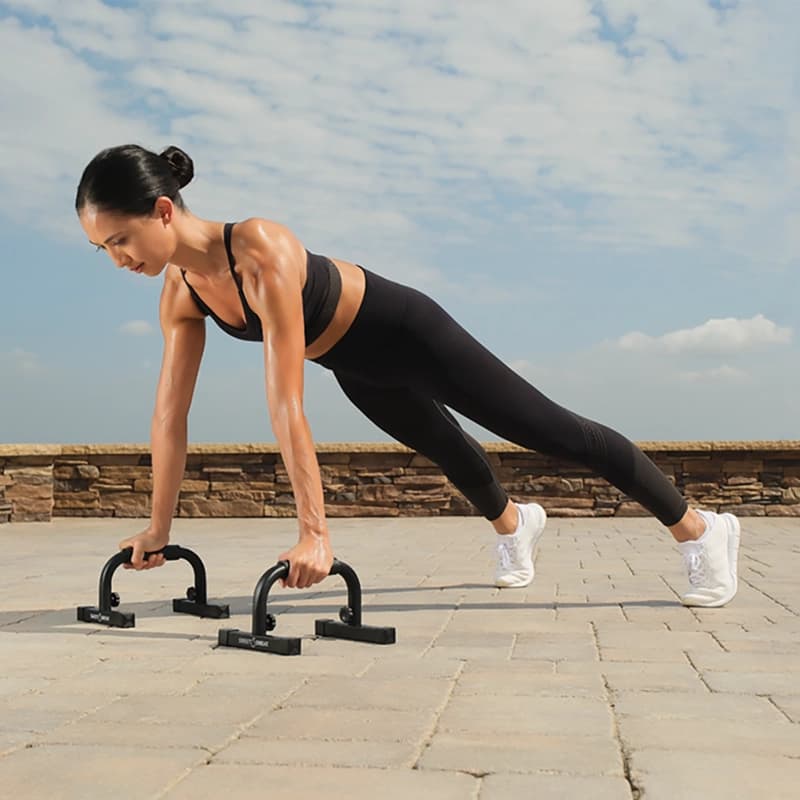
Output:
top-left (0, 730), bottom-right (34, 756)
top-left (0, 676), bottom-right (51, 697)
top-left (0, 744), bottom-right (204, 800)
top-left (438, 695), bottom-right (614, 737)
top-left (617, 716), bottom-right (800, 757)
top-left (35, 720), bottom-right (238, 750)
top-left (164, 764), bottom-right (477, 799)
top-left (612, 691), bottom-right (784, 721)
top-left (1, 517), bottom-right (798, 797)
top-left (479, 773), bottom-right (633, 799)
top-left (630, 749), bottom-right (800, 800)
top-left (284, 676), bottom-right (453, 711)
top-left (511, 631), bottom-right (598, 661)
top-left (440, 610), bottom-right (557, 636)
top-left (179, 673), bottom-right (304, 700)
top-left (702, 671), bottom-right (800, 695)
top-left (180, 650), bottom-right (375, 677)
top-left (360, 656), bottom-right (469, 680)
top-left (558, 660), bottom-right (707, 691)
top-left (554, 606), bottom-right (628, 624)
top-left (433, 630), bottom-right (516, 648)
top-left (771, 696), bottom-right (800, 722)
top-left (89, 694), bottom-right (272, 727)
top-left (37, 669), bottom-right (204, 697)
top-left (2, 691), bottom-right (119, 716)
top-left (601, 645), bottom-right (693, 662)
top-left (81, 654), bottom-right (195, 674)
top-left (214, 737), bottom-right (415, 768)
top-left (595, 628), bottom-right (722, 651)
top-left (715, 636), bottom-right (800, 655)
top-left (686, 651), bottom-right (800, 673)
top-left (0, 706), bottom-right (91, 735)
top-left (420, 732), bottom-right (624, 776)
top-left (246, 706), bottom-right (437, 742)
top-left (0, 640), bottom-right (101, 679)
top-left (455, 668), bottom-right (605, 699)
top-left (428, 643), bottom-right (515, 660)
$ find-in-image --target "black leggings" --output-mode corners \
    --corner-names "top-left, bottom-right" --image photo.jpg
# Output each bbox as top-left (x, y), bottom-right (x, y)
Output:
top-left (311, 267), bottom-right (688, 527)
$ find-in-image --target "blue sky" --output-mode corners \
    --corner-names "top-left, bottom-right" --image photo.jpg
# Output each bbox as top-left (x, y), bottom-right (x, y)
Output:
top-left (0, 0), bottom-right (797, 444)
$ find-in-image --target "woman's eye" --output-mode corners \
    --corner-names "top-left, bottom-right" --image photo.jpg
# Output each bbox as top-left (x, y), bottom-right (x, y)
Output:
top-left (94, 237), bottom-right (125, 252)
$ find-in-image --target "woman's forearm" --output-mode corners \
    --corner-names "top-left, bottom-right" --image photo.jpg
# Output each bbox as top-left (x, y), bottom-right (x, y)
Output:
top-left (149, 416), bottom-right (188, 536)
top-left (273, 409), bottom-right (329, 541)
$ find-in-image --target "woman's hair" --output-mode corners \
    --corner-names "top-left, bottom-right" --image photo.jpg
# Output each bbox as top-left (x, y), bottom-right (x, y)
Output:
top-left (75, 144), bottom-right (194, 216)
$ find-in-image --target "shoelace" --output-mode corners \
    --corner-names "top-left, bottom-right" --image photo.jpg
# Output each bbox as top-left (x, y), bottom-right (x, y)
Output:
top-left (496, 537), bottom-right (519, 571)
top-left (683, 547), bottom-right (707, 587)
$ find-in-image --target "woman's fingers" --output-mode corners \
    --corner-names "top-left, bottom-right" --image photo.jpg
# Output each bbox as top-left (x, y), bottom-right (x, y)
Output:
top-left (121, 545), bottom-right (166, 571)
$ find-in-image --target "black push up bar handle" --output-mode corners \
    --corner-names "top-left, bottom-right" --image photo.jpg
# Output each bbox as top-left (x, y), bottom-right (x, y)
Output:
top-left (218, 557), bottom-right (395, 655)
top-left (251, 558), bottom-right (362, 635)
top-left (76, 545), bottom-right (229, 628)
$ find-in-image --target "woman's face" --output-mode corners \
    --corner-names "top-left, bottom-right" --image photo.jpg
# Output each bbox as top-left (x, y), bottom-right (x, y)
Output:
top-left (79, 202), bottom-right (174, 277)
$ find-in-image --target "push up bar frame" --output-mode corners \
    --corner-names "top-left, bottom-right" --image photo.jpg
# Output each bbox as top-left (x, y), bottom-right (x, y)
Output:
top-left (217, 558), bottom-right (396, 655)
top-left (76, 545), bottom-right (230, 628)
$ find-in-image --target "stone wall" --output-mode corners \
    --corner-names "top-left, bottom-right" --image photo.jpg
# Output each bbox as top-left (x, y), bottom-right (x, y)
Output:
top-left (1, 441), bottom-right (800, 523)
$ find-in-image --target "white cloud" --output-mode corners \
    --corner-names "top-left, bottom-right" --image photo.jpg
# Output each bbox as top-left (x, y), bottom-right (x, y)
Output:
top-left (616, 315), bottom-right (792, 355)
top-left (482, 344), bottom-right (796, 442)
top-left (1, 2), bottom-right (797, 445)
top-left (679, 365), bottom-right (749, 383)
top-left (119, 321), bottom-right (154, 336)
top-left (0, 0), bottom-right (795, 266)
top-left (0, 348), bottom-right (43, 377)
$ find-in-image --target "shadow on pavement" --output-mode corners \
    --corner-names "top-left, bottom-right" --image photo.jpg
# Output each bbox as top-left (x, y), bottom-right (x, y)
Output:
top-left (0, 580), bottom-right (678, 638)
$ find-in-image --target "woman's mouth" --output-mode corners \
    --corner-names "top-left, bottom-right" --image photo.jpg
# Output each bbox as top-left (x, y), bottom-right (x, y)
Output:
top-left (132, 263), bottom-right (145, 273)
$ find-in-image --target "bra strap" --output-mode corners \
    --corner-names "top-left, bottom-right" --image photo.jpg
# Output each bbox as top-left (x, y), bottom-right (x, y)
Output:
top-left (223, 222), bottom-right (236, 271)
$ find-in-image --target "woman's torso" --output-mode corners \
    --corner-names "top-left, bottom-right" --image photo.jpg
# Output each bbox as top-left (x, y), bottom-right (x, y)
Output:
top-left (175, 222), bottom-right (366, 361)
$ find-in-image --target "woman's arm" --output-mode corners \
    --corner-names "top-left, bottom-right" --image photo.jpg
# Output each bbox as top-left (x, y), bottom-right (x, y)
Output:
top-left (234, 219), bottom-right (333, 589)
top-left (120, 268), bottom-right (206, 570)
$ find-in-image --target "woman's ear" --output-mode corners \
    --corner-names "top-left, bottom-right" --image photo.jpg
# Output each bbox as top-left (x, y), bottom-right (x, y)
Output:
top-left (153, 196), bottom-right (174, 226)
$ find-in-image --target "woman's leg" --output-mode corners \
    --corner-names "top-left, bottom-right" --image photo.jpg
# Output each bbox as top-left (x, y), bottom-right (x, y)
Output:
top-left (333, 371), bottom-right (510, 520)
top-left (321, 267), bottom-right (737, 604)
top-left (320, 267), bottom-right (691, 532)
top-left (387, 290), bottom-right (738, 605)
top-left (333, 371), bottom-right (546, 587)
top-left (394, 291), bottom-right (691, 530)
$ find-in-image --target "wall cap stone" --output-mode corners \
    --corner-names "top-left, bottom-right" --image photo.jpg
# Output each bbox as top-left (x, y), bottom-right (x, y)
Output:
top-left (0, 445), bottom-right (63, 456)
top-left (2, 441), bottom-right (800, 458)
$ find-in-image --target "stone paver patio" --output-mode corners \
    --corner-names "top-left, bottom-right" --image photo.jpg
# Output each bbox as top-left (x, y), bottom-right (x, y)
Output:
top-left (1, 516), bottom-right (799, 799)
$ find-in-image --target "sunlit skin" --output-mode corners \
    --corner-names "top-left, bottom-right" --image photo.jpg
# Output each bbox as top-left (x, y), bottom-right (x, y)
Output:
top-left (79, 199), bottom-right (707, 585)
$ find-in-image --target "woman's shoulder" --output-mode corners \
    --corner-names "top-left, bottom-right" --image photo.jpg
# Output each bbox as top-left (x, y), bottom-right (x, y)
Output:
top-left (231, 218), bottom-right (307, 277)
top-left (159, 263), bottom-right (205, 322)
top-left (233, 217), bottom-right (300, 255)
top-left (162, 261), bottom-right (189, 288)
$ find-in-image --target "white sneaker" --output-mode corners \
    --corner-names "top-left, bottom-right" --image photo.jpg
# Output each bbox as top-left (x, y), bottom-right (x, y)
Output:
top-left (494, 502), bottom-right (547, 588)
top-left (679, 511), bottom-right (741, 607)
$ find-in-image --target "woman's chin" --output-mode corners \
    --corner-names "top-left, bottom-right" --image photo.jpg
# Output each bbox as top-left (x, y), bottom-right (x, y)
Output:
top-left (145, 262), bottom-right (168, 277)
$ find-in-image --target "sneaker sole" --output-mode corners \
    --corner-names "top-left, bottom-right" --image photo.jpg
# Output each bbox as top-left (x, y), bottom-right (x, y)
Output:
top-left (723, 512), bottom-right (740, 594)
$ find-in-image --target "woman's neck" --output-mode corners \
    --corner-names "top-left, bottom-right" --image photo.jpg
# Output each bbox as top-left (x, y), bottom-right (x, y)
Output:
top-left (169, 213), bottom-right (231, 278)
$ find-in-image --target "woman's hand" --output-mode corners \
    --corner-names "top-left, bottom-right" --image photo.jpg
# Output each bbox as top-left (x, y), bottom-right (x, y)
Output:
top-left (119, 528), bottom-right (170, 571)
top-left (278, 535), bottom-right (334, 589)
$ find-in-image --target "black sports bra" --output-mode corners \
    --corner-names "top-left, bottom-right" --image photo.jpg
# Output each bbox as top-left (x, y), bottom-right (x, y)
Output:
top-left (180, 222), bottom-right (342, 346)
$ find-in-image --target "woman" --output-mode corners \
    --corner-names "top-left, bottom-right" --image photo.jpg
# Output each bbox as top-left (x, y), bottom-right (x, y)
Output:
top-left (75, 144), bottom-right (740, 608)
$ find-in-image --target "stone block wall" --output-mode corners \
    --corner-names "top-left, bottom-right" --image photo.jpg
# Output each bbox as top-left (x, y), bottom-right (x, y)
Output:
top-left (1, 441), bottom-right (800, 523)
top-left (0, 446), bottom-right (59, 522)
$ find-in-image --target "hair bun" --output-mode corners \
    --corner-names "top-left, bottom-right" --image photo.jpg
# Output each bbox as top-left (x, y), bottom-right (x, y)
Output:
top-left (159, 145), bottom-right (194, 189)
